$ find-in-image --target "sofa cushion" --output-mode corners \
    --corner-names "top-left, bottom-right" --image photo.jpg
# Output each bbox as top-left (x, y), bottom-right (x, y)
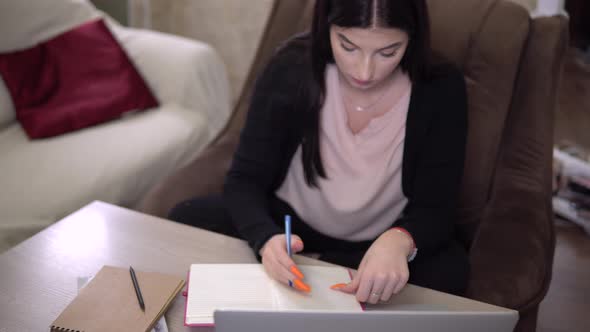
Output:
top-left (0, 103), bottom-right (209, 251)
top-left (110, 25), bottom-right (232, 143)
top-left (0, 19), bottom-right (159, 139)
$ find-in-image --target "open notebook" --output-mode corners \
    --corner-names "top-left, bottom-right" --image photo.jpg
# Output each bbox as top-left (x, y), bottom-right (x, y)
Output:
top-left (185, 264), bottom-right (364, 326)
top-left (50, 265), bottom-right (185, 332)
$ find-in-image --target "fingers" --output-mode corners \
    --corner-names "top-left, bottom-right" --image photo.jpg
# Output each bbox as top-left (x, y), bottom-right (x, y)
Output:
top-left (392, 269), bottom-right (409, 295)
top-left (274, 256), bottom-right (298, 284)
top-left (260, 234), bottom-right (310, 292)
top-left (367, 275), bottom-right (388, 304)
top-left (276, 249), bottom-right (306, 288)
top-left (355, 274), bottom-right (371, 302)
top-left (291, 235), bottom-right (304, 253)
top-left (380, 278), bottom-right (397, 302)
top-left (337, 259), bottom-right (366, 294)
top-left (373, 269), bottom-right (409, 302)
top-left (293, 278), bottom-right (311, 292)
top-left (333, 264), bottom-right (409, 303)
top-left (337, 272), bottom-right (360, 294)
top-left (356, 271), bottom-right (382, 303)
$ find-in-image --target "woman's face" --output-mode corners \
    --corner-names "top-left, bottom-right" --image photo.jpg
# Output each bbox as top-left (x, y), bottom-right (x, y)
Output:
top-left (330, 25), bottom-right (409, 90)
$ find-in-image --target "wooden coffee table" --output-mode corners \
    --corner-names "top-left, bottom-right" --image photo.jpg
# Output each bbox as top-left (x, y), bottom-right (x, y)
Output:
top-left (0, 201), bottom-right (512, 332)
top-left (0, 201), bottom-right (260, 331)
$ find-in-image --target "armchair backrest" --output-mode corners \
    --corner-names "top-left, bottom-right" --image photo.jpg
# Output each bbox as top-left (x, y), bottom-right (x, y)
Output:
top-left (455, 4), bottom-right (567, 315)
top-left (432, 4), bottom-right (567, 326)
top-left (427, 0), bottom-right (567, 259)
top-left (427, 0), bottom-right (533, 246)
top-left (425, 5), bottom-right (568, 320)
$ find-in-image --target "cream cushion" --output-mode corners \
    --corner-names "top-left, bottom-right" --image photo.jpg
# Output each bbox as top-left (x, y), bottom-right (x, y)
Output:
top-left (0, 104), bottom-right (208, 252)
top-left (110, 24), bottom-right (231, 139)
top-left (0, 78), bottom-right (14, 129)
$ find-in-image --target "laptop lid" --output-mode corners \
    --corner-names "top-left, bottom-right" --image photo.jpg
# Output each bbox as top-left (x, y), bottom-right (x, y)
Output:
top-left (214, 307), bottom-right (518, 332)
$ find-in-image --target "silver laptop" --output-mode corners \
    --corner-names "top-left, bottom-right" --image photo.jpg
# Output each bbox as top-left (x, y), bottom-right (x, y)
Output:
top-left (214, 304), bottom-right (518, 332)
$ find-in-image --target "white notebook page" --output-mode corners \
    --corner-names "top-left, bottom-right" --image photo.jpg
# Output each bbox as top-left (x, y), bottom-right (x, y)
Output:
top-left (273, 265), bottom-right (362, 310)
top-left (186, 264), bottom-right (363, 325)
top-left (186, 264), bottom-right (274, 324)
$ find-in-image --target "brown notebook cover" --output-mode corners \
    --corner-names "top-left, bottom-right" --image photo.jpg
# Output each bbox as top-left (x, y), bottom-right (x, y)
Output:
top-left (50, 265), bottom-right (185, 332)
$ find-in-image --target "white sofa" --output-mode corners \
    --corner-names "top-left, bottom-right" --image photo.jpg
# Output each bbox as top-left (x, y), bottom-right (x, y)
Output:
top-left (0, 0), bottom-right (231, 252)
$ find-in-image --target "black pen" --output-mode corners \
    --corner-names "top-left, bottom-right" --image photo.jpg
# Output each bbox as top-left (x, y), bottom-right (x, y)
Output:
top-left (129, 266), bottom-right (145, 311)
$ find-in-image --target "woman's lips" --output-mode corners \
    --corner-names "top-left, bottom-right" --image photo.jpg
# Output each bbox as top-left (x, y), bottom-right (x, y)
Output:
top-left (351, 77), bottom-right (372, 87)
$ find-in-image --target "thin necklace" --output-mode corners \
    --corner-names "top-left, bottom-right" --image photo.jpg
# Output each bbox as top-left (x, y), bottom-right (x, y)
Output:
top-left (340, 75), bottom-right (394, 112)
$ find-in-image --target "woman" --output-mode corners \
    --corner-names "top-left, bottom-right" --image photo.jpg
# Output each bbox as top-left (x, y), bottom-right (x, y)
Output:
top-left (170, 0), bottom-right (468, 304)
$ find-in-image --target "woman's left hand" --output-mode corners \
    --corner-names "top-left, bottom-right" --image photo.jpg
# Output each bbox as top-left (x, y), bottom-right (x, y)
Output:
top-left (333, 229), bottom-right (413, 304)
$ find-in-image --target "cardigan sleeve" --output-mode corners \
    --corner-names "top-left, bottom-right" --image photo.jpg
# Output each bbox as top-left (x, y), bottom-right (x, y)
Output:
top-left (223, 45), bottom-right (305, 255)
top-left (395, 65), bottom-right (468, 255)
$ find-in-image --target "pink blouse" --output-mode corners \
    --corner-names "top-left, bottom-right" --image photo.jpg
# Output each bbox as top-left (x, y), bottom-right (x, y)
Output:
top-left (276, 65), bottom-right (411, 241)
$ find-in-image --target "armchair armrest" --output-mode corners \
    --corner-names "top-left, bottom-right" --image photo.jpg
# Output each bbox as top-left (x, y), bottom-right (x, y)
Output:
top-left (467, 184), bottom-right (554, 311)
top-left (111, 24), bottom-right (232, 140)
top-left (466, 15), bottom-right (567, 313)
top-left (136, 136), bottom-right (239, 218)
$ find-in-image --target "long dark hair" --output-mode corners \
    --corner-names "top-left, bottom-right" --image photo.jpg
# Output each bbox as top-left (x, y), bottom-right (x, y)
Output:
top-left (301, 0), bottom-right (432, 187)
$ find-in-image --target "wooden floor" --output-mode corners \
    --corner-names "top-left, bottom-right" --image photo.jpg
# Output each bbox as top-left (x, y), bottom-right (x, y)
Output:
top-left (537, 48), bottom-right (590, 332)
top-left (554, 47), bottom-right (590, 147)
top-left (537, 218), bottom-right (590, 332)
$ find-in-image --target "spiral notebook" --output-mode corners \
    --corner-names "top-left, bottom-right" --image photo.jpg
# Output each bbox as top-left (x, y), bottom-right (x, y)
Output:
top-left (50, 265), bottom-right (185, 332)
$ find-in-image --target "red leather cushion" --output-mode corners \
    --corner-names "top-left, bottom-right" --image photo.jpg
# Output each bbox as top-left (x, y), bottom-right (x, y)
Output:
top-left (0, 19), bottom-right (158, 139)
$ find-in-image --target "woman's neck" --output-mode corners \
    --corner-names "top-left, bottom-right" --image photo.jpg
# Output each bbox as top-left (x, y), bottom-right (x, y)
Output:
top-left (338, 67), bottom-right (404, 114)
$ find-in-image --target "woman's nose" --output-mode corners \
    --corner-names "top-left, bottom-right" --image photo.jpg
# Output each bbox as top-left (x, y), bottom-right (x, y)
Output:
top-left (357, 56), bottom-right (375, 82)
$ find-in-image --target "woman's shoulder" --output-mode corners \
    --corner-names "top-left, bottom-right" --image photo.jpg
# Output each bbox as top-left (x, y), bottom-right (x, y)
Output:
top-left (259, 33), bottom-right (312, 80)
top-left (422, 57), bottom-right (466, 92)
top-left (272, 33), bottom-right (312, 66)
top-left (416, 58), bottom-right (467, 120)
top-left (252, 33), bottom-right (313, 101)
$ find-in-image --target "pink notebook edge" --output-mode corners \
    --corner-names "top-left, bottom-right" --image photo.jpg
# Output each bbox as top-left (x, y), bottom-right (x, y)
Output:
top-left (183, 265), bottom-right (364, 326)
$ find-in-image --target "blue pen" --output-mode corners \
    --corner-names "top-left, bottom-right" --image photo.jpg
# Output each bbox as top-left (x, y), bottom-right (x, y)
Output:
top-left (285, 214), bottom-right (293, 287)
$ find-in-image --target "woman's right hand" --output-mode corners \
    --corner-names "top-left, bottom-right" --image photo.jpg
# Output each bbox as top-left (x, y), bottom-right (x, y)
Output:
top-left (259, 234), bottom-right (310, 292)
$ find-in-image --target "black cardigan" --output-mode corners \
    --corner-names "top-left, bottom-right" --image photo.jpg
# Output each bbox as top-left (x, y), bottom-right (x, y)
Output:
top-left (224, 38), bottom-right (468, 256)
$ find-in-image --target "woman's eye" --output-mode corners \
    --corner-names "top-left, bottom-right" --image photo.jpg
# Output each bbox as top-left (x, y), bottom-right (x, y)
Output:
top-left (380, 51), bottom-right (397, 58)
top-left (341, 43), bottom-right (355, 52)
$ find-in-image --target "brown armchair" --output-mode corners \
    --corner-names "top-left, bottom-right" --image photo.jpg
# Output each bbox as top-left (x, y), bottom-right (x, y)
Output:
top-left (136, 1), bottom-right (568, 331)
